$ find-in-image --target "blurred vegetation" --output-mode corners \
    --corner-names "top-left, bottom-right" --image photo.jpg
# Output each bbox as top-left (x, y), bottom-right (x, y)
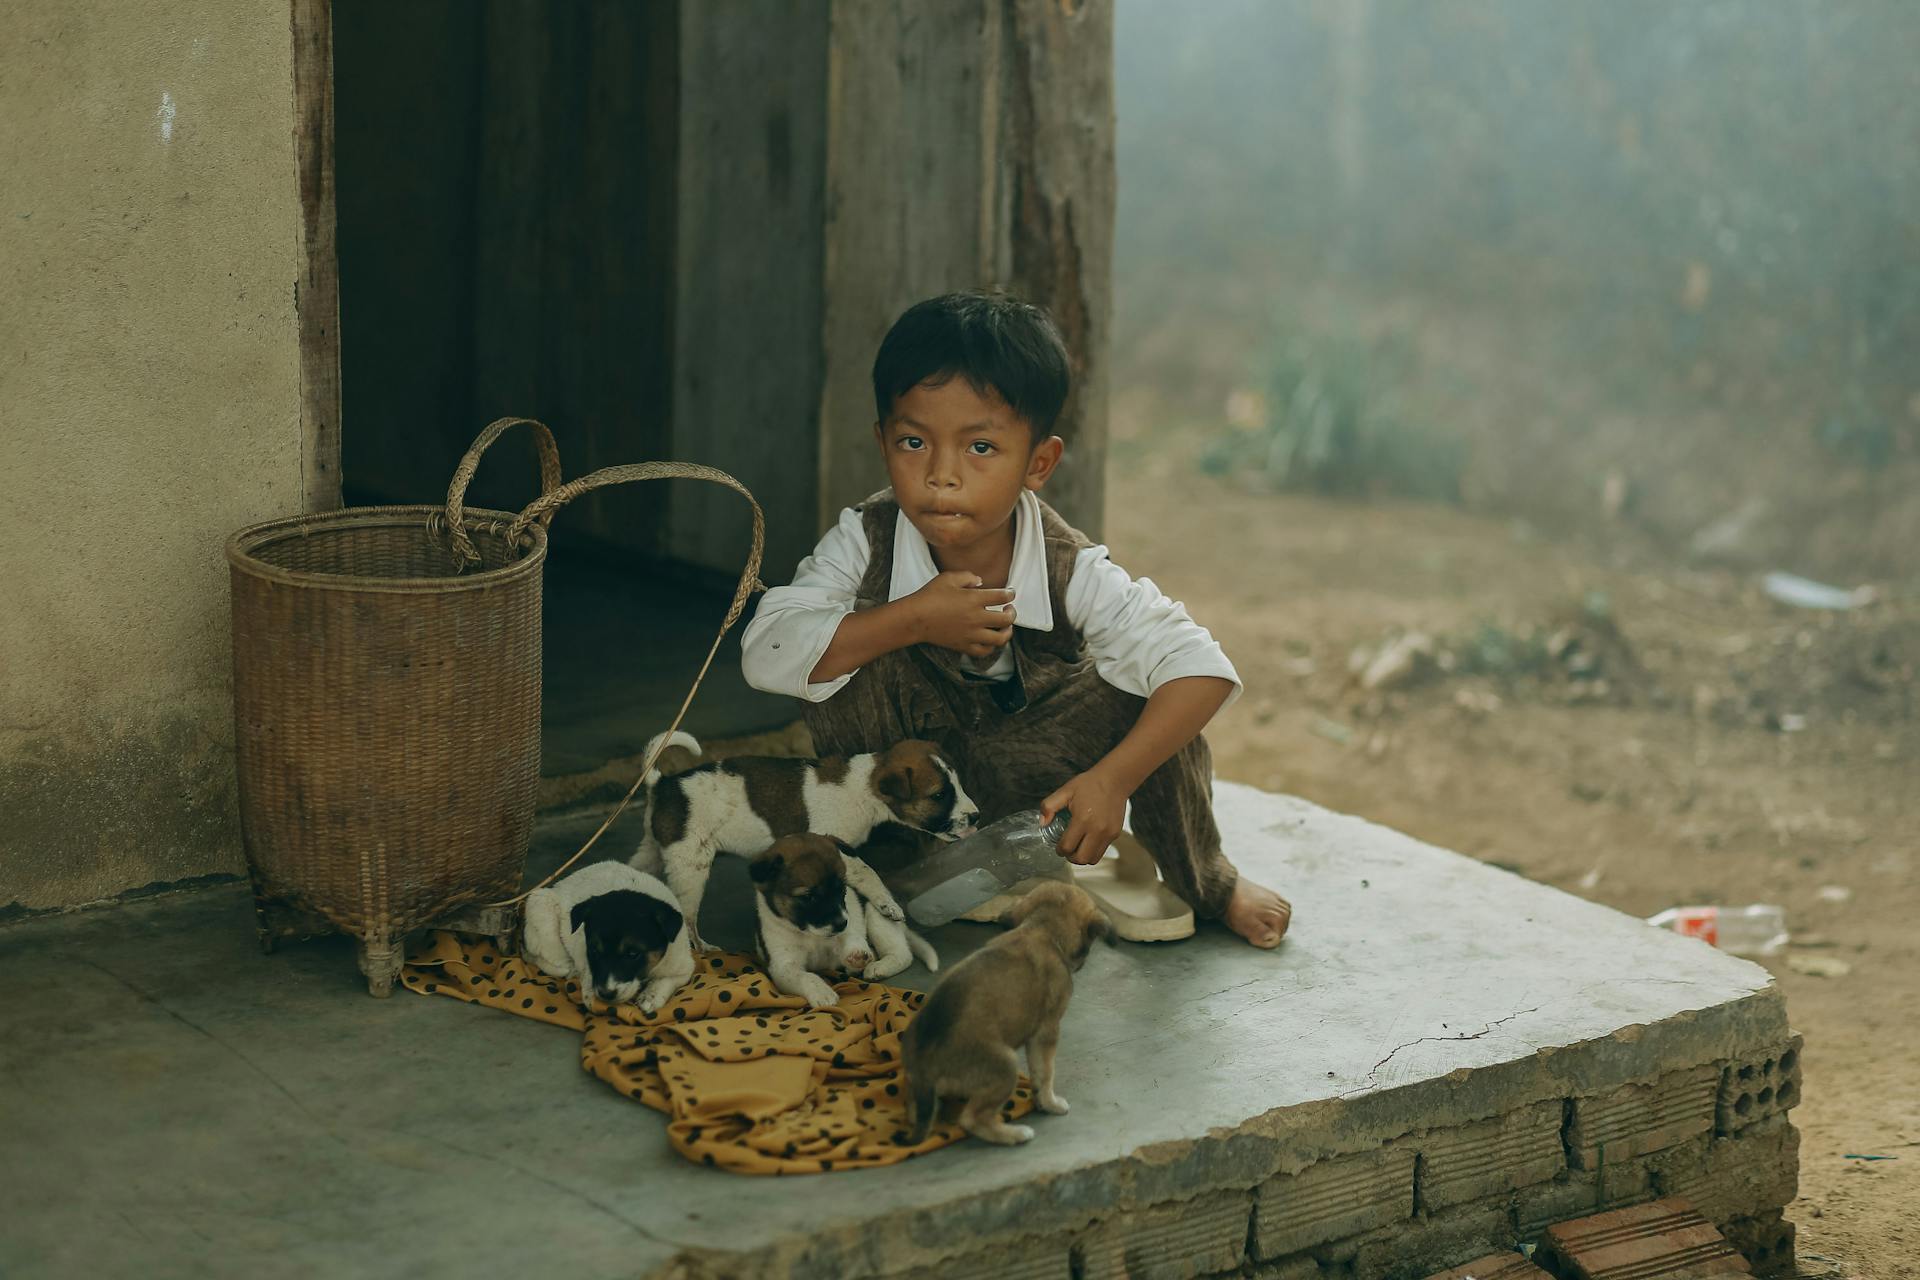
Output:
top-left (1199, 329), bottom-right (1464, 500)
top-left (1114, 0), bottom-right (1920, 577)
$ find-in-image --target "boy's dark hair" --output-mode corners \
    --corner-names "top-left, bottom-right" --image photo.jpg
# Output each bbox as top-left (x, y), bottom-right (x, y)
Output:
top-left (871, 291), bottom-right (1071, 440)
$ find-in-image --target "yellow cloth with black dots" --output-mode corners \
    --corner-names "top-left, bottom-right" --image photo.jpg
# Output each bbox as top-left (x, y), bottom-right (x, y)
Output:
top-left (400, 930), bottom-right (1035, 1174)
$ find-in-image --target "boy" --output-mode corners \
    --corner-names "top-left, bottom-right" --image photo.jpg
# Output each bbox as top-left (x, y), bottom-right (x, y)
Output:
top-left (740, 292), bottom-right (1290, 948)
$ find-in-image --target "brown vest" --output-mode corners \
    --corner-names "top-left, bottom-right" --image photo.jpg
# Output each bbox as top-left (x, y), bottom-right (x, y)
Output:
top-left (854, 491), bottom-right (1098, 707)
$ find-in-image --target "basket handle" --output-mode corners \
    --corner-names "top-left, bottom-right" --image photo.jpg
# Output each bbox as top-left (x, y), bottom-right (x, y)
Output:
top-left (442, 417), bottom-right (564, 566)
top-left (487, 462), bottom-right (768, 907)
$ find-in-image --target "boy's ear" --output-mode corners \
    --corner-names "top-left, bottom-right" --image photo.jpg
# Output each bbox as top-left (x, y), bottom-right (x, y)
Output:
top-left (1024, 435), bottom-right (1065, 490)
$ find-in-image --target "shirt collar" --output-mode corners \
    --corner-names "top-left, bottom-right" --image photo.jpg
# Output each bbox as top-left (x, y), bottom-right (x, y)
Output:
top-left (887, 489), bottom-right (1054, 632)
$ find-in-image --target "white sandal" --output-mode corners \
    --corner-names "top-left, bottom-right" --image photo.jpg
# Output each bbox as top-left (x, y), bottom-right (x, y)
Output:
top-left (956, 831), bottom-right (1196, 942)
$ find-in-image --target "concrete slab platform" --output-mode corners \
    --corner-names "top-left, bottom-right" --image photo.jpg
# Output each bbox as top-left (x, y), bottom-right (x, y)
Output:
top-left (0, 785), bottom-right (1797, 1280)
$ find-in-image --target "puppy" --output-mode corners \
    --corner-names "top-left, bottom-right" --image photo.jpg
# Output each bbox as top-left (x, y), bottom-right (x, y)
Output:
top-left (902, 882), bottom-right (1113, 1146)
top-left (748, 834), bottom-right (940, 1008)
top-left (521, 860), bottom-right (694, 1015)
top-left (632, 731), bottom-right (982, 949)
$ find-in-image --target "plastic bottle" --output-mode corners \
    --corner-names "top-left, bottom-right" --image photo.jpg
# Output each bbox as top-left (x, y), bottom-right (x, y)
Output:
top-left (1645, 904), bottom-right (1789, 957)
top-left (890, 809), bottom-right (1072, 927)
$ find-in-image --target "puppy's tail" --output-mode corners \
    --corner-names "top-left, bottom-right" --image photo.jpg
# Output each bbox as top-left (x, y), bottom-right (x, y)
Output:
top-left (641, 731), bottom-right (701, 786)
top-left (905, 928), bottom-right (940, 973)
top-left (905, 1054), bottom-right (938, 1145)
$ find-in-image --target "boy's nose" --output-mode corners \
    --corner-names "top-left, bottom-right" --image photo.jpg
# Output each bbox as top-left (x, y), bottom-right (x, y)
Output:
top-left (925, 449), bottom-right (960, 487)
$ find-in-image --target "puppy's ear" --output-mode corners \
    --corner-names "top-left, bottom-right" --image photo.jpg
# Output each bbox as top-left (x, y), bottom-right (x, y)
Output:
top-left (748, 851), bottom-right (783, 885)
top-left (876, 761), bottom-right (915, 804)
top-left (830, 836), bottom-right (855, 856)
top-left (1088, 912), bottom-right (1117, 949)
top-left (636, 895), bottom-right (684, 948)
top-left (996, 894), bottom-right (1035, 930)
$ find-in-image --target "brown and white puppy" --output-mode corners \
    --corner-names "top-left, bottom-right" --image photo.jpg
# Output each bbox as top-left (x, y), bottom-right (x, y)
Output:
top-left (749, 834), bottom-right (941, 1007)
top-left (631, 731), bottom-right (982, 949)
top-left (903, 881), bottom-right (1114, 1145)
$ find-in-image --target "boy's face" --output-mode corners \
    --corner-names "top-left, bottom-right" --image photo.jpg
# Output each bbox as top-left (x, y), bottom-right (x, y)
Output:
top-left (875, 378), bottom-right (1064, 551)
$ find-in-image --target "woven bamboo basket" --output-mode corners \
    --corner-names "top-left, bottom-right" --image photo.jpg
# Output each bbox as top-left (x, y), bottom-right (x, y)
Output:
top-left (227, 419), bottom-right (561, 994)
top-left (227, 419), bottom-right (766, 997)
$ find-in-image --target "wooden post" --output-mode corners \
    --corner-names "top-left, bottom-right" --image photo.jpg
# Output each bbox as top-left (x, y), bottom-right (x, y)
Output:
top-left (994, 0), bottom-right (1114, 538)
top-left (291, 0), bottom-right (342, 513)
top-left (667, 3), bottom-right (832, 576)
top-left (818, 0), bottom-right (1114, 538)
top-left (817, 0), bottom-right (1000, 523)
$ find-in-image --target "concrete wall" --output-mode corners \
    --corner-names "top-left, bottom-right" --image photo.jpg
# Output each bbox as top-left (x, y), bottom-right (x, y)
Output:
top-left (0, 0), bottom-right (307, 910)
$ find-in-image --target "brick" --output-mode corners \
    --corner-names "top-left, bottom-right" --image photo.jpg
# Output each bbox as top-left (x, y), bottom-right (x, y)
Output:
top-left (1347, 1202), bottom-right (1513, 1278)
top-left (1541, 1197), bottom-right (1751, 1278)
top-left (1716, 1036), bottom-right (1802, 1135)
top-left (1516, 1160), bottom-right (1657, 1242)
top-left (1251, 1144), bottom-right (1415, 1260)
top-left (1244, 1256), bottom-right (1322, 1280)
top-left (1722, 1210), bottom-right (1796, 1279)
top-left (1075, 1190), bottom-right (1251, 1280)
top-left (1569, 1065), bottom-right (1718, 1168)
top-left (893, 1239), bottom-right (1072, 1280)
top-left (1416, 1099), bottom-right (1567, 1211)
top-left (1649, 1118), bottom-right (1798, 1223)
top-left (1424, 1252), bottom-right (1555, 1280)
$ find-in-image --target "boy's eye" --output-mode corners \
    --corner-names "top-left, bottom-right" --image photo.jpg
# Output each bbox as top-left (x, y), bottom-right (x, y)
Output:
top-left (968, 441), bottom-right (995, 456)
top-left (896, 435), bottom-right (924, 451)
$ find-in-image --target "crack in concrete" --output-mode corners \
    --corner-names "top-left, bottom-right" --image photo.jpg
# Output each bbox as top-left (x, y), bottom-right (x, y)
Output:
top-left (75, 955), bottom-right (325, 1127)
top-left (1342, 1005), bottom-right (1543, 1099)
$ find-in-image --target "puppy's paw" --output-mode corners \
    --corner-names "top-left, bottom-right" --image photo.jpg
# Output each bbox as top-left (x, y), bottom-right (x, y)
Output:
top-left (993, 1123), bottom-right (1035, 1145)
top-left (1038, 1091), bottom-right (1070, 1116)
top-left (800, 975), bottom-right (840, 1009)
top-left (873, 899), bottom-right (906, 923)
top-left (842, 948), bottom-right (872, 972)
top-left (688, 933), bottom-right (716, 954)
top-left (861, 956), bottom-right (909, 982)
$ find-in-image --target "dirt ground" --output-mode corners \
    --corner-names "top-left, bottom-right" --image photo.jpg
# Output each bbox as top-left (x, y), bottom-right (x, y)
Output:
top-left (1103, 441), bottom-right (1918, 1276)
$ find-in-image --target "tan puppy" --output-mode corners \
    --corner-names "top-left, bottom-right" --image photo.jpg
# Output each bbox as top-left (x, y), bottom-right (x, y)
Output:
top-left (902, 882), bottom-right (1113, 1145)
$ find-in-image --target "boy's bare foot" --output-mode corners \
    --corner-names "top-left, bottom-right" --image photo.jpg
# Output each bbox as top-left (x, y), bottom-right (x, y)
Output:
top-left (1224, 879), bottom-right (1291, 949)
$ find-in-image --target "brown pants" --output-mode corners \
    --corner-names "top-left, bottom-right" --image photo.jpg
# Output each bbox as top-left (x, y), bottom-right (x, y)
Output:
top-left (802, 646), bottom-right (1239, 919)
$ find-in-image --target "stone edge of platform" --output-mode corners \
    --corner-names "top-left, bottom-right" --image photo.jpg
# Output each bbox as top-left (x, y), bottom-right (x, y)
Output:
top-left (657, 1007), bottom-right (1800, 1280)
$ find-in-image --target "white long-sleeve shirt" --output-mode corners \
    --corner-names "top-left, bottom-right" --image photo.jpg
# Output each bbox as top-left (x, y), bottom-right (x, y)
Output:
top-left (741, 490), bottom-right (1241, 707)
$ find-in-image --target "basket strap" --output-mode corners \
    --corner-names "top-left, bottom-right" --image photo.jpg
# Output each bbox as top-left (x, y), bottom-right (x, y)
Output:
top-left (488, 462), bottom-right (768, 908)
top-left (441, 417), bottom-right (564, 566)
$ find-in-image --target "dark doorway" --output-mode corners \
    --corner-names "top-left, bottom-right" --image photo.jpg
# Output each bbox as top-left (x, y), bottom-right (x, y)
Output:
top-left (331, 1), bottom-right (793, 780)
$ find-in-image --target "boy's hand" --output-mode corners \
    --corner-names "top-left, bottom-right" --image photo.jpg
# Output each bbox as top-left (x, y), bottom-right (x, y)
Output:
top-left (906, 571), bottom-right (1017, 659)
top-left (1040, 767), bottom-right (1129, 866)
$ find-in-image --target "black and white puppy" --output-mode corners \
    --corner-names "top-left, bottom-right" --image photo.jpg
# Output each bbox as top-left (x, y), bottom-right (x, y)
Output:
top-left (749, 834), bottom-right (940, 1008)
top-left (631, 732), bottom-right (982, 950)
top-left (521, 860), bottom-right (694, 1015)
